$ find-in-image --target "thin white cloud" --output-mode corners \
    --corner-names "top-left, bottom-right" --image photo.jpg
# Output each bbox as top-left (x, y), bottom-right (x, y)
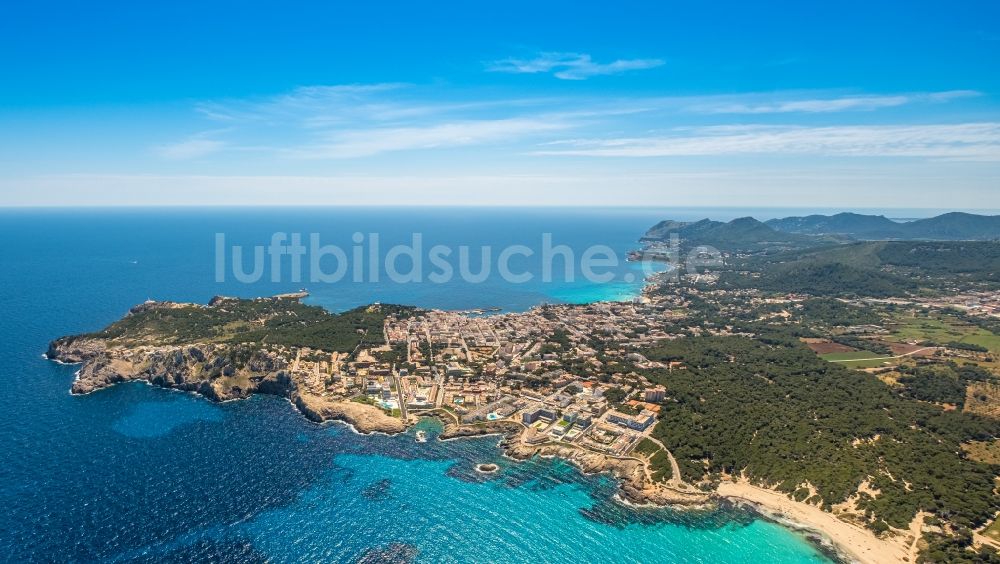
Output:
top-left (536, 123), bottom-right (1000, 161)
top-left (487, 52), bottom-right (664, 80)
top-left (686, 90), bottom-right (981, 114)
top-left (192, 84), bottom-right (565, 134)
top-left (293, 118), bottom-right (572, 159)
top-left (154, 84), bottom-right (994, 164)
top-left (153, 138), bottom-right (226, 160)
top-left (168, 84), bottom-right (607, 159)
top-left (194, 83), bottom-right (409, 122)
top-left (693, 95), bottom-right (910, 114)
top-left (925, 90), bottom-right (982, 102)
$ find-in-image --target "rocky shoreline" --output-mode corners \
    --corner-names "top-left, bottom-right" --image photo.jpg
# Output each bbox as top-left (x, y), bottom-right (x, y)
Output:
top-left (46, 337), bottom-right (406, 434)
top-left (46, 335), bottom-right (902, 562)
top-left (47, 339), bottom-right (706, 507)
top-left (500, 436), bottom-right (710, 507)
top-left (424, 408), bottom-right (711, 507)
top-left (436, 419), bottom-right (523, 440)
top-left (47, 336), bottom-right (709, 507)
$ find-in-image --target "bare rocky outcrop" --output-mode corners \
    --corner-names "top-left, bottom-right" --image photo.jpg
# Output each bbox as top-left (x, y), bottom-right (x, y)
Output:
top-left (293, 393), bottom-right (406, 434)
top-left (502, 439), bottom-right (710, 507)
top-left (50, 332), bottom-right (708, 503)
top-left (46, 337), bottom-right (403, 434)
top-left (437, 419), bottom-right (523, 440)
top-left (425, 414), bottom-right (709, 507)
top-left (46, 337), bottom-right (107, 364)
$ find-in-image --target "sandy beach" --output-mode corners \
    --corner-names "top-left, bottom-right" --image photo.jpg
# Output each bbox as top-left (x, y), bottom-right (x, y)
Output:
top-left (717, 479), bottom-right (922, 564)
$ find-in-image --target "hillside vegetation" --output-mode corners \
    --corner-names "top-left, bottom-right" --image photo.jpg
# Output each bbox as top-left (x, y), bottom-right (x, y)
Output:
top-left (766, 211), bottom-right (1000, 240)
top-left (641, 335), bottom-right (1000, 533)
top-left (719, 241), bottom-right (1000, 296)
top-left (641, 217), bottom-right (826, 251)
top-left (81, 297), bottom-right (415, 353)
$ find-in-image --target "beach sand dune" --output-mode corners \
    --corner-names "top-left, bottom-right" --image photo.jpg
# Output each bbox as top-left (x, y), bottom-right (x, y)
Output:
top-left (717, 479), bottom-right (922, 564)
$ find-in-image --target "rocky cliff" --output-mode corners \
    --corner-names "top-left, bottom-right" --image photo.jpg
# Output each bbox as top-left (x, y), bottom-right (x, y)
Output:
top-left (46, 336), bottom-right (404, 434)
top-left (500, 436), bottom-right (710, 507)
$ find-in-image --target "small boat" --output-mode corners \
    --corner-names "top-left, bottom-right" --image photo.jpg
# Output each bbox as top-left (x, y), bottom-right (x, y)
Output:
top-left (415, 430), bottom-right (427, 443)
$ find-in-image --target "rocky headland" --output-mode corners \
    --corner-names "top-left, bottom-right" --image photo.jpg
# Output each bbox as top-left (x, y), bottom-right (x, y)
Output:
top-left (47, 335), bottom-right (406, 434)
top-left (500, 432), bottom-right (710, 507)
top-left (45, 294), bottom-right (945, 563)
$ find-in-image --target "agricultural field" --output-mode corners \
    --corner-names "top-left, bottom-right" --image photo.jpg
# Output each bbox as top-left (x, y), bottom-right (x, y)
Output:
top-left (885, 342), bottom-right (936, 356)
top-left (957, 356), bottom-right (1000, 375)
top-left (802, 339), bottom-right (854, 354)
top-left (886, 311), bottom-right (1000, 354)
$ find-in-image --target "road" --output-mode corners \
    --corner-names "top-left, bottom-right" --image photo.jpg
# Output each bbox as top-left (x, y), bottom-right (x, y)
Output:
top-left (391, 365), bottom-right (408, 421)
top-left (644, 435), bottom-right (686, 489)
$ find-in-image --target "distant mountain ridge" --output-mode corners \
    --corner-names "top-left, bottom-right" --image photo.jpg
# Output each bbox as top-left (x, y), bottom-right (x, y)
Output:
top-left (764, 212), bottom-right (902, 237)
top-left (765, 211), bottom-right (1000, 240)
top-left (641, 216), bottom-right (817, 250)
top-left (642, 212), bottom-right (1000, 246)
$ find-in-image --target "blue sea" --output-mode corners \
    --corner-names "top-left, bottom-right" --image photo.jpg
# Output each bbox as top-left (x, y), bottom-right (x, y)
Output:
top-left (0, 206), bottom-right (917, 563)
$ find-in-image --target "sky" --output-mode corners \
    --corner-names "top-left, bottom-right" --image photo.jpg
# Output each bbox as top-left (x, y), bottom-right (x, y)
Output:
top-left (1, 0), bottom-right (999, 208)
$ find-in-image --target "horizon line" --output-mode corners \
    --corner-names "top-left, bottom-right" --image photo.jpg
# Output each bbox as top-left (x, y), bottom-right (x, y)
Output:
top-left (2, 204), bottom-right (999, 213)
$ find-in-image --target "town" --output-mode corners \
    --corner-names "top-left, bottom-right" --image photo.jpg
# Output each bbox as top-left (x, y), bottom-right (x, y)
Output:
top-left (282, 299), bottom-right (690, 458)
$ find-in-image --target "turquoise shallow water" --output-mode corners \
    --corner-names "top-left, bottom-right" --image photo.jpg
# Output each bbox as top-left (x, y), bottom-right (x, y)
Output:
top-left (243, 452), bottom-right (829, 564)
top-left (89, 393), bottom-right (831, 564)
top-left (549, 262), bottom-right (657, 304)
top-left (0, 208), bottom-right (835, 562)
